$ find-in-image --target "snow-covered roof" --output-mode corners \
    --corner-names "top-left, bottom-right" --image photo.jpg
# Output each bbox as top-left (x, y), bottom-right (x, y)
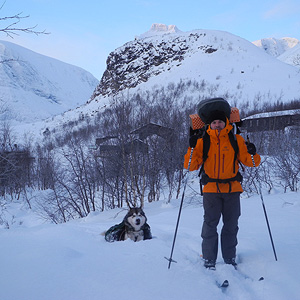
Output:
top-left (244, 109), bottom-right (300, 119)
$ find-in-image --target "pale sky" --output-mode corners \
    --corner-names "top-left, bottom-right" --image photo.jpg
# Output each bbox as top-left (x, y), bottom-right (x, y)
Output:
top-left (1, 0), bottom-right (300, 79)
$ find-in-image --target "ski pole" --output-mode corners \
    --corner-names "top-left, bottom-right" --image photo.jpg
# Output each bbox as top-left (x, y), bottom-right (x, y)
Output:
top-left (247, 136), bottom-right (278, 261)
top-left (258, 183), bottom-right (278, 261)
top-left (165, 148), bottom-right (194, 269)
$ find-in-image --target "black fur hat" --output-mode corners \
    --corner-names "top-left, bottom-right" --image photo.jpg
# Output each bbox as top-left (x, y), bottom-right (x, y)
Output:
top-left (207, 110), bottom-right (227, 124)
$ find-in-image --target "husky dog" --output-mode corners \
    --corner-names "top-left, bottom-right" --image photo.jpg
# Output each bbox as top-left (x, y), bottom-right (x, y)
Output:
top-left (104, 207), bottom-right (152, 242)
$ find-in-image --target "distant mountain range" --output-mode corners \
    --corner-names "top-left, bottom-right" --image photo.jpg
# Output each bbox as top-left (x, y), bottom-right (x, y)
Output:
top-left (252, 37), bottom-right (300, 67)
top-left (252, 37), bottom-right (299, 57)
top-left (0, 40), bottom-right (98, 124)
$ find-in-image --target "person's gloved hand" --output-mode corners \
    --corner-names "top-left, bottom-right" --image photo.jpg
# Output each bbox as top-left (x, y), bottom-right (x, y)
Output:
top-left (189, 135), bottom-right (198, 148)
top-left (189, 127), bottom-right (200, 137)
top-left (246, 142), bottom-right (256, 155)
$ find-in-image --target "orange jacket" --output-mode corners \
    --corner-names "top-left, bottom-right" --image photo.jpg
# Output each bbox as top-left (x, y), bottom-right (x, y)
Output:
top-left (184, 121), bottom-right (261, 193)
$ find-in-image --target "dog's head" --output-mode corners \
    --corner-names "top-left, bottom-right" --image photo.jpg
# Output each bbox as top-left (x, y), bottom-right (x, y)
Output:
top-left (124, 207), bottom-right (147, 231)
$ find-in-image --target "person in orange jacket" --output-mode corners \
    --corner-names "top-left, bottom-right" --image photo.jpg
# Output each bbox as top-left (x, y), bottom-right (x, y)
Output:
top-left (184, 110), bottom-right (261, 269)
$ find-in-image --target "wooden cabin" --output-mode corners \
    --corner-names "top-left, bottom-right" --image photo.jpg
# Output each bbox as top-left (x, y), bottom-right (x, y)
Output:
top-left (242, 111), bottom-right (300, 132)
top-left (95, 123), bottom-right (173, 157)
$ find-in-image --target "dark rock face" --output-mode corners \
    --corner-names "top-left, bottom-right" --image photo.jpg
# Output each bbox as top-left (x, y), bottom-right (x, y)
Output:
top-left (90, 32), bottom-right (217, 100)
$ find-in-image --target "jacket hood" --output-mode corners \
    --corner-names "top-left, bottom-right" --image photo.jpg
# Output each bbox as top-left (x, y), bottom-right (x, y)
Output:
top-left (207, 118), bottom-right (233, 137)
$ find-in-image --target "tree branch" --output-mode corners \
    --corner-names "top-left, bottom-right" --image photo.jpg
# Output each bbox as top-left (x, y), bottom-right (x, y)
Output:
top-left (0, 3), bottom-right (50, 38)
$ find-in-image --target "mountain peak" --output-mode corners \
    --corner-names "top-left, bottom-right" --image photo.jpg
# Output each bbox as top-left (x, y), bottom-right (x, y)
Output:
top-left (138, 23), bottom-right (182, 39)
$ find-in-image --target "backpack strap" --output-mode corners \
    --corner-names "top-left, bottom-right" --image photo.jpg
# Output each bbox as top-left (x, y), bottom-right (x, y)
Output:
top-left (198, 125), bottom-right (209, 187)
top-left (201, 172), bottom-right (243, 193)
top-left (198, 124), bottom-right (240, 195)
top-left (228, 129), bottom-right (239, 173)
top-left (202, 126), bottom-right (210, 164)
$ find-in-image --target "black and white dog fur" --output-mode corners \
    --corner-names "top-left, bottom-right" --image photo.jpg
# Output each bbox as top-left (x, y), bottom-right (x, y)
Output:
top-left (104, 207), bottom-right (152, 242)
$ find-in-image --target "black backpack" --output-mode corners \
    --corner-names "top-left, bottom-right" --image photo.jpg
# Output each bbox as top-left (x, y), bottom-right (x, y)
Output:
top-left (197, 97), bottom-right (231, 124)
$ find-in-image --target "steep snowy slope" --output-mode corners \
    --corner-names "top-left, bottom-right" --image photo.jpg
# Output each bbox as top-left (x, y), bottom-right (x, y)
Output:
top-left (0, 40), bottom-right (98, 124)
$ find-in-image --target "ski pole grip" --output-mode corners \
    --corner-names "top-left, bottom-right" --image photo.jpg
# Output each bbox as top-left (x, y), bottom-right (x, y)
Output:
top-left (247, 135), bottom-right (255, 167)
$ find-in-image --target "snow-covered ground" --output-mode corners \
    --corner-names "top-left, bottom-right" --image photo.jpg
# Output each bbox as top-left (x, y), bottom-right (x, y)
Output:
top-left (0, 177), bottom-right (299, 300)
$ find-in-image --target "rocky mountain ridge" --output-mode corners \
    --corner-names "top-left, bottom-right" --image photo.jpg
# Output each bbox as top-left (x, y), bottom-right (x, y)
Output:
top-left (90, 31), bottom-right (217, 99)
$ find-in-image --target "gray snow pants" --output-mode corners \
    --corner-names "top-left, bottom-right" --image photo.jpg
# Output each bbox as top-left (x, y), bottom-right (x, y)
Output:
top-left (201, 192), bottom-right (241, 262)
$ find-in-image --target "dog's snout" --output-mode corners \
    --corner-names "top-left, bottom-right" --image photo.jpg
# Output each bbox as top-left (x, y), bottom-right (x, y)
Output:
top-left (136, 218), bottom-right (141, 225)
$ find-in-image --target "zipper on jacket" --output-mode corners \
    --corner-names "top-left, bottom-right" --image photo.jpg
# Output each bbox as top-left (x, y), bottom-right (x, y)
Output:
top-left (217, 135), bottom-right (221, 180)
top-left (215, 134), bottom-right (221, 193)
top-left (218, 135), bottom-right (221, 179)
top-left (214, 153), bottom-right (216, 176)
top-left (222, 154), bottom-right (225, 173)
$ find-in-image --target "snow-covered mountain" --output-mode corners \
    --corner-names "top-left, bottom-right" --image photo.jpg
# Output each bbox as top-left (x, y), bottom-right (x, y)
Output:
top-left (7, 24), bottom-right (300, 141)
top-left (89, 24), bottom-right (300, 106)
top-left (252, 37), bottom-right (299, 57)
top-left (0, 40), bottom-right (98, 124)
